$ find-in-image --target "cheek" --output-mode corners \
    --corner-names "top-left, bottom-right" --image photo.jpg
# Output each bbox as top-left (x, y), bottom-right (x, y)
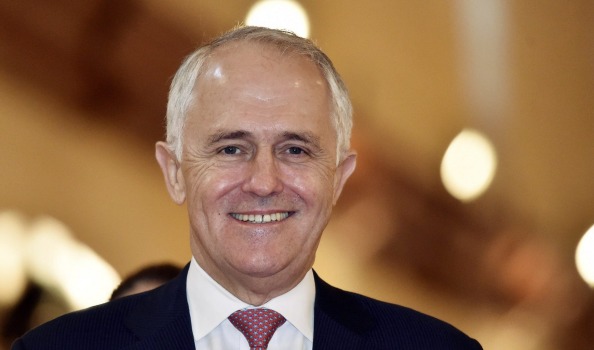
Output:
top-left (185, 165), bottom-right (245, 201)
top-left (287, 168), bottom-right (336, 206)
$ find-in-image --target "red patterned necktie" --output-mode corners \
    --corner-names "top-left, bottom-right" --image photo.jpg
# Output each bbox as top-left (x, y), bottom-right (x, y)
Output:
top-left (228, 308), bottom-right (286, 350)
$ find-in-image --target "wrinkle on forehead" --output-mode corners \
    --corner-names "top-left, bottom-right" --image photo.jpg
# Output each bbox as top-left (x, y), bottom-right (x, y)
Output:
top-left (294, 79), bottom-right (325, 89)
top-left (203, 43), bottom-right (325, 83)
top-left (187, 42), bottom-right (333, 136)
top-left (200, 62), bottom-right (326, 107)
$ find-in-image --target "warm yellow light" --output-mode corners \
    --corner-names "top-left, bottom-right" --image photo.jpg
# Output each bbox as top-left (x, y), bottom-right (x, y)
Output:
top-left (441, 128), bottom-right (497, 202)
top-left (25, 216), bottom-right (77, 288)
top-left (58, 243), bottom-right (121, 310)
top-left (25, 216), bottom-right (120, 310)
top-left (0, 211), bottom-right (28, 306)
top-left (246, 0), bottom-right (310, 38)
top-left (576, 224), bottom-right (594, 288)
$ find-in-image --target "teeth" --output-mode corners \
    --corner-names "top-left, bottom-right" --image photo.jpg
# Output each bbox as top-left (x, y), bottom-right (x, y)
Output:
top-left (231, 212), bottom-right (290, 223)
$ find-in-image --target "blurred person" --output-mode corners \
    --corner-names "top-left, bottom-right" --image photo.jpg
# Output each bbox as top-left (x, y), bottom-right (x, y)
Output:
top-left (1, 283), bottom-right (43, 349)
top-left (12, 26), bottom-right (482, 349)
top-left (110, 263), bottom-right (182, 300)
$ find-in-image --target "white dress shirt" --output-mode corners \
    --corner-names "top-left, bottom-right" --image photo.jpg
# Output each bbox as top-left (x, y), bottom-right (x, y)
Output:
top-left (186, 258), bottom-right (315, 349)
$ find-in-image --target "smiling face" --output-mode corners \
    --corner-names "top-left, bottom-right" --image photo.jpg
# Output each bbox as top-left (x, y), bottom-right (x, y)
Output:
top-left (156, 42), bottom-right (356, 303)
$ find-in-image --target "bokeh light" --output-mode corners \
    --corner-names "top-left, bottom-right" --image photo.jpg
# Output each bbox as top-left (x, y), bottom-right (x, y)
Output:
top-left (441, 128), bottom-right (497, 202)
top-left (246, 0), bottom-right (310, 38)
top-left (576, 224), bottom-right (594, 288)
top-left (0, 211), bottom-right (28, 306)
top-left (25, 216), bottom-right (120, 310)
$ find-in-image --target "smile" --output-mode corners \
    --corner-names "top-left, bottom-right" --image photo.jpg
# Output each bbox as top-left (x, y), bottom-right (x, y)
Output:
top-left (230, 212), bottom-right (291, 223)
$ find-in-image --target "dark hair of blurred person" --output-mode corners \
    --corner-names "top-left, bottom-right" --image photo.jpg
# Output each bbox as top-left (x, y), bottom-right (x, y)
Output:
top-left (110, 263), bottom-right (182, 300)
top-left (1, 283), bottom-right (43, 348)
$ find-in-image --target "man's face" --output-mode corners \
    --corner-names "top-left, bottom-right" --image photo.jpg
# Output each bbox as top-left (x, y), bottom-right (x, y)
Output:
top-left (157, 42), bottom-right (355, 299)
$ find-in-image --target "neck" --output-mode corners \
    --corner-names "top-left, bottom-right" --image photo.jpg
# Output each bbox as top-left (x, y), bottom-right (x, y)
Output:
top-left (191, 247), bottom-right (308, 306)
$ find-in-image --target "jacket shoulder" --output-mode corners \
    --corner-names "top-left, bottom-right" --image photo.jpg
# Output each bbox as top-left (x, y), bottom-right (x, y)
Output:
top-left (314, 273), bottom-right (482, 350)
top-left (13, 293), bottom-right (144, 350)
top-left (358, 294), bottom-right (481, 349)
top-left (13, 265), bottom-right (191, 350)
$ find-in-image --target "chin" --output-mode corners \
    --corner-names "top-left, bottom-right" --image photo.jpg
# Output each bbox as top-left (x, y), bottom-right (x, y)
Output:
top-left (234, 255), bottom-right (289, 278)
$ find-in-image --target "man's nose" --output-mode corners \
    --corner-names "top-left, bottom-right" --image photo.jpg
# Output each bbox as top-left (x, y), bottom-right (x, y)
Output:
top-left (241, 151), bottom-right (283, 196)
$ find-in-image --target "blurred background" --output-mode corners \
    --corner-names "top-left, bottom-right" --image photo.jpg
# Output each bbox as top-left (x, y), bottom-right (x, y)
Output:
top-left (0, 0), bottom-right (593, 349)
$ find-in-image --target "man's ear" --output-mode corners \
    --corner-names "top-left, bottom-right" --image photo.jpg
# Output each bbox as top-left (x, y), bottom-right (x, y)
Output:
top-left (332, 151), bottom-right (357, 205)
top-left (155, 141), bottom-right (186, 205)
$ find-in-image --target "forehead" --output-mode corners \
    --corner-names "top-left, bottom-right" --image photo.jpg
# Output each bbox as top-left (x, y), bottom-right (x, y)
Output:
top-left (186, 41), bottom-right (332, 126)
top-left (198, 41), bottom-right (327, 94)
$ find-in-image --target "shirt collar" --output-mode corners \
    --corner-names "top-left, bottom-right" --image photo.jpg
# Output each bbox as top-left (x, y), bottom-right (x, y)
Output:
top-left (186, 257), bottom-right (315, 342)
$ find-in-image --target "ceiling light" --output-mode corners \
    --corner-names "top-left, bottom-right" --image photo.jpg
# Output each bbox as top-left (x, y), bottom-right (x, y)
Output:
top-left (246, 0), bottom-right (310, 38)
top-left (440, 128), bottom-right (497, 202)
top-left (576, 224), bottom-right (594, 288)
top-left (25, 216), bottom-right (120, 310)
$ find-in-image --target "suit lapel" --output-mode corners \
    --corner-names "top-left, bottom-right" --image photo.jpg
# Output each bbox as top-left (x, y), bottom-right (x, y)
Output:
top-left (117, 266), bottom-right (376, 349)
top-left (312, 271), bottom-right (376, 350)
top-left (124, 264), bottom-right (196, 350)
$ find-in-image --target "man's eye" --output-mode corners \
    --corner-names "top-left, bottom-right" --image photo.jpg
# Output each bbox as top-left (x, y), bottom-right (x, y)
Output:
top-left (222, 146), bottom-right (240, 155)
top-left (287, 147), bottom-right (305, 155)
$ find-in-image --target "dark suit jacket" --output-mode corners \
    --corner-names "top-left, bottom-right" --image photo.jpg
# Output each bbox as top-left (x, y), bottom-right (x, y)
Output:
top-left (12, 265), bottom-right (482, 349)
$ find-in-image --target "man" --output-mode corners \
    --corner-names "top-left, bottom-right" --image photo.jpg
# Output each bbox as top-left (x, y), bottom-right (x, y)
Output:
top-left (12, 26), bottom-right (482, 349)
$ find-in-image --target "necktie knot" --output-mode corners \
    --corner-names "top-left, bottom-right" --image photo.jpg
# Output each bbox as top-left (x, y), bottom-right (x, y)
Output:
top-left (228, 308), bottom-right (286, 350)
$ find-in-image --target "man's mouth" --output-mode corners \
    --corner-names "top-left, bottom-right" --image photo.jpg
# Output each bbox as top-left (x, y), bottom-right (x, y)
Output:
top-left (230, 212), bottom-right (291, 223)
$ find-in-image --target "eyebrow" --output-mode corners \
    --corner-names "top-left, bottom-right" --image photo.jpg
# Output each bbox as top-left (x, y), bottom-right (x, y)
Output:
top-left (282, 131), bottom-right (322, 149)
top-left (206, 129), bottom-right (323, 149)
top-left (207, 130), bottom-right (251, 145)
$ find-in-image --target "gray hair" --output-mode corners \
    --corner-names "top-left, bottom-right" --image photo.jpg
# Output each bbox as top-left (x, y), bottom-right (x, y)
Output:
top-left (165, 26), bottom-right (353, 163)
